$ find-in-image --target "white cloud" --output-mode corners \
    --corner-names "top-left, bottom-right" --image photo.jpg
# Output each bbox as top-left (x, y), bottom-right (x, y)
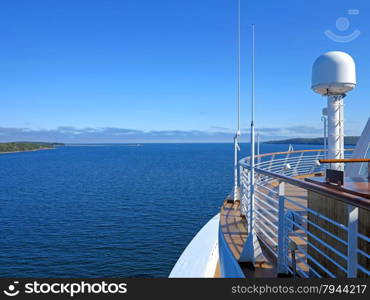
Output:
top-left (0, 124), bottom-right (331, 143)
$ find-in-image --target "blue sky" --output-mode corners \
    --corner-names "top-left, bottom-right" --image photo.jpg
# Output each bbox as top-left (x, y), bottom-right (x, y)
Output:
top-left (0, 0), bottom-right (369, 142)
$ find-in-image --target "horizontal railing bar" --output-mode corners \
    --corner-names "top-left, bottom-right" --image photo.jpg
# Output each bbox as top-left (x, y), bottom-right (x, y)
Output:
top-left (284, 197), bottom-right (348, 230)
top-left (254, 201), bottom-right (279, 221)
top-left (286, 218), bottom-right (348, 261)
top-left (241, 148), bottom-right (354, 161)
top-left (255, 224), bottom-right (278, 246)
top-left (319, 158), bottom-right (370, 163)
top-left (258, 154), bottom-right (324, 162)
top-left (287, 237), bottom-right (336, 278)
top-left (263, 163), bottom-right (321, 173)
top-left (256, 156), bottom-right (324, 166)
top-left (288, 232), bottom-right (347, 273)
top-left (254, 196), bottom-right (279, 214)
top-left (255, 220), bottom-right (278, 241)
top-left (256, 163), bottom-right (321, 172)
top-left (240, 159), bottom-right (370, 211)
top-left (288, 210), bottom-right (348, 246)
top-left (357, 249), bottom-right (370, 260)
top-left (256, 232), bottom-right (278, 258)
top-left (255, 189), bottom-right (278, 204)
top-left (302, 263), bottom-right (321, 278)
top-left (252, 149), bottom-right (326, 159)
top-left (255, 151), bottom-right (351, 165)
top-left (358, 233), bottom-right (370, 243)
top-left (286, 256), bottom-right (311, 278)
top-left (254, 167), bottom-right (319, 178)
top-left (254, 209), bottom-right (278, 233)
top-left (286, 237), bottom-right (337, 277)
top-left (357, 265), bottom-right (370, 276)
top-left (257, 184), bottom-right (278, 195)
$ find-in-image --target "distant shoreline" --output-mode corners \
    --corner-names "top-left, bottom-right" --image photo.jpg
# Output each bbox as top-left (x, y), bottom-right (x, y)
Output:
top-left (0, 142), bottom-right (64, 154)
top-left (0, 147), bottom-right (55, 154)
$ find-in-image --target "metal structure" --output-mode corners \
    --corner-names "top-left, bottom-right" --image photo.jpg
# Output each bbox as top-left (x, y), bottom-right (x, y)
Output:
top-left (231, 0), bottom-right (241, 202)
top-left (239, 148), bottom-right (370, 277)
top-left (321, 107), bottom-right (328, 159)
top-left (312, 51), bottom-right (356, 171)
top-left (327, 94), bottom-right (345, 170)
top-left (347, 118), bottom-right (370, 177)
top-left (257, 132), bottom-right (261, 163)
top-left (239, 24), bottom-right (266, 264)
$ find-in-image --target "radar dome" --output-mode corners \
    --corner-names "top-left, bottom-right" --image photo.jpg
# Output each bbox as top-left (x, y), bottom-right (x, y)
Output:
top-left (311, 51), bottom-right (356, 95)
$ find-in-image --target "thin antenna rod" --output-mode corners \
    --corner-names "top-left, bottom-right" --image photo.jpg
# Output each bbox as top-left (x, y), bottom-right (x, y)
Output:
top-left (237, 0), bottom-right (241, 132)
top-left (249, 24), bottom-right (256, 233)
top-left (251, 24), bottom-right (255, 129)
top-left (232, 0), bottom-right (241, 202)
top-left (240, 23), bottom-right (266, 264)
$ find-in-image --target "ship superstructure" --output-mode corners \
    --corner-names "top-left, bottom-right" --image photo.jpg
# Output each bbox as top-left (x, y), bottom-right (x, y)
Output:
top-left (170, 37), bottom-right (369, 279)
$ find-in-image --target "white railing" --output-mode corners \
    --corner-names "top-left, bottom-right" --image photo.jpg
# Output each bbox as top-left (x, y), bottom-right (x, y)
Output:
top-left (239, 148), bottom-right (370, 278)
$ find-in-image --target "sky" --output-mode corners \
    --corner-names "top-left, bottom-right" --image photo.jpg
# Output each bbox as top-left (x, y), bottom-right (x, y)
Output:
top-left (0, 0), bottom-right (369, 143)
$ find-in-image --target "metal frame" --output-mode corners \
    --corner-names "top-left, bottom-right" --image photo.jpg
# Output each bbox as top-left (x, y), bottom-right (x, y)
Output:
top-left (346, 118), bottom-right (370, 177)
top-left (239, 148), bottom-right (370, 278)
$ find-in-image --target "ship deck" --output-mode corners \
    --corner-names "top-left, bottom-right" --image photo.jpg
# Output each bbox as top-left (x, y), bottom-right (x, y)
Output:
top-left (218, 146), bottom-right (369, 278)
top-left (220, 182), bottom-right (309, 278)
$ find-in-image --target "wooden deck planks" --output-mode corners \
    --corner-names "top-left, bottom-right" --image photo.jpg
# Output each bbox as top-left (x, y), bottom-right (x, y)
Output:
top-left (220, 178), bottom-right (313, 277)
top-left (220, 200), bottom-right (277, 277)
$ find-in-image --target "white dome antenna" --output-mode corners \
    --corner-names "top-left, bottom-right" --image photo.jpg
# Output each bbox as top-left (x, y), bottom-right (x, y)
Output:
top-left (311, 51), bottom-right (357, 171)
top-left (312, 51), bottom-right (356, 95)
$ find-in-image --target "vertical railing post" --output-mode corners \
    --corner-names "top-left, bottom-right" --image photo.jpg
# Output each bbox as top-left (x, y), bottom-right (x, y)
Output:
top-left (294, 151), bottom-right (304, 176)
top-left (248, 166), bottom-right (254, 234)
top-left (268, 154), bottom-right (275, 172)
top-left (283, 152), bottom-right (290, 174)
top-left (277, 181), bottom-right (287, 275)
top-left (310, 151), bottom-right (321, 174)
top-left (240, 165), bottom-right (246, 216)
top-left (347, 205), bottom-right (358, 278)
top-left (246, 168), bottom-right (250, 216)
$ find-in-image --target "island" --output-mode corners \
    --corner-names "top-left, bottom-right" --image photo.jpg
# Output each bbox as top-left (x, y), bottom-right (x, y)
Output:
top-left (0, 142), bottom-right (64, 153)
top-left (264, 136), bottom-right (359, 145)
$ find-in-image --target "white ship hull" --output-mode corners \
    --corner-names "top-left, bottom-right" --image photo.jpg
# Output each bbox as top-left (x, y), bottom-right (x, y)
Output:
top-left (169, 214), bottom-right (219, 278)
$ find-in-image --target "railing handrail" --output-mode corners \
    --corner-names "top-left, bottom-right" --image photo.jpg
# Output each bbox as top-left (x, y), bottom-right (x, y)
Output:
top-left (247, 164), bottom-right (370, 211)
top-left (239, 148), bottom-right (370, 211)
top-left (243, 148), bottom-right (355, 160)
top-left (238, 148), bottom-right (369, 278)
top-left (319, 158), bottom-right (370, 163)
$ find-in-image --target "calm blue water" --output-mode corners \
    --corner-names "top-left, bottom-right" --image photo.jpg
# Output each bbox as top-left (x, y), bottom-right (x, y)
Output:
top-left (0, 143), bottom-right (322, 277)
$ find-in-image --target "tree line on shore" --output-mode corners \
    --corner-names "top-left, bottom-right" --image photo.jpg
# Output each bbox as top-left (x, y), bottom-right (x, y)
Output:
top-left (0, 142), bottom-right (64, 153)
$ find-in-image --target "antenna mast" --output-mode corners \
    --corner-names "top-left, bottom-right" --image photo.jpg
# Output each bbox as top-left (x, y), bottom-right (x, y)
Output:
top-left (249, 24), bottom-right (255, 233)
top-left (231, 0), bottom-right (241, 202)
top-left (237, 0), bottom-right (241, 133)
top-left (239, 23), bottom-right (265, 264)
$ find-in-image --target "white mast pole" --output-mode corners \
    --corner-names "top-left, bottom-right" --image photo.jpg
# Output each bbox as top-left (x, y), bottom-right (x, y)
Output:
top-left (327, 95), bottom-right (345, 171)
top-left (321, 108), bottom-right (328, 159)
top-left (239, 24), bottom-right (265, 264)
top-left (237, 0), bottom-right (241, 134)
top-left (249, 24), bottom-right (255, 233)
top-left (257, 132), bottom-right (260, 163)
top-left (232, 0), bottom-right (241, 202)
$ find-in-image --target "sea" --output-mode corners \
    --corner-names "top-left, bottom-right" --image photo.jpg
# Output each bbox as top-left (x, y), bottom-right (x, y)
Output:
top-left (0, 143), bottom-right (323, 277)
